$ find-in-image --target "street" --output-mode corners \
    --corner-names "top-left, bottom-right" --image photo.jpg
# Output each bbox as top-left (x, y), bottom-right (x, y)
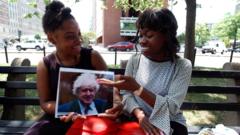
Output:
top-left (0, 46), bottom-right (239, 68)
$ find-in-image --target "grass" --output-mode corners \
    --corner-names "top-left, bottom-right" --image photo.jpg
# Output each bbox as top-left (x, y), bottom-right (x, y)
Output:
top-left (0, 66), bottom-right (237, 125)
top-left (183, 67), bottom-right (235, 126)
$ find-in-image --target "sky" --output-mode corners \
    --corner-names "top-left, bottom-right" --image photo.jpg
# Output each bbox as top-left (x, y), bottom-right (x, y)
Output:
top-left (62, 0), bottom-right (94, 32)
top-left (61, 0), bottom-right (237, 34)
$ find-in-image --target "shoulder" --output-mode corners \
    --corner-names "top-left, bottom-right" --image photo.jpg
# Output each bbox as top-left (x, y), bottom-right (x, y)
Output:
top-left (59, 100), bottom-right (77, 109)
top-left (42, 52), bottom-right (57, 70)
top-left (91, 49), bottom-right (107, 70)
top-left (127, 53), bottom-right (141, 66)
top-left (175, 57), bottom-right (192, 69)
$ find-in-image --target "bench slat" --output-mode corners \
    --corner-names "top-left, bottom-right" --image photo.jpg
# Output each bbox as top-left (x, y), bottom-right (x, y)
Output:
top-left (192, 70), bottom-right (240, 79)
top-left (0, 97), bottom-right (39, 105)
top-left (1, 82), bottom-right (239, 94)
top-left (0, 120), bottom-right (35, 128)
top-left (0, 66), bottom-right (36, 74)
top-left (108, 68), bottom-right (240, 79)
top-left (188, 86), bottom-right (240, 94)
top-left (0, 81), bottom-right (36, 89)
top-left (0, 127), bottom-right (27, 135)
top-left (0, 96), bottom-right (239, 111)
top-left (0, 67), bottom-right (239, 78)
top-left (182, 102), bottom-right (240, 111)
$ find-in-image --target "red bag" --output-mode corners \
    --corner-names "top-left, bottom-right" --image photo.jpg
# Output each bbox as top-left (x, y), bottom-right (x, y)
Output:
top-left (117, 122), bottom-right (145, 135)
top-left (66, 116), bottom-right (118, 135)
top-left (66, 116), bottom-right (145, 135)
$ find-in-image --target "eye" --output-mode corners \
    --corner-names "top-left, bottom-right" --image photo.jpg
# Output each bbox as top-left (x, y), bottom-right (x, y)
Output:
top-left (65, 35), bottom-right (75, 40)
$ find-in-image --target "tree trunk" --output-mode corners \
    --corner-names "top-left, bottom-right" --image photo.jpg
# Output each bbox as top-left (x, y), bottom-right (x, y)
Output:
top-left (163, 0), bottom-right (168, 8)
top-left (184, 0), bottom-right (196, 66)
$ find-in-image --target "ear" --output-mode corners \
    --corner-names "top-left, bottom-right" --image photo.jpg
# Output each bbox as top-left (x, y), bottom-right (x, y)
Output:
top-left (47, 32), bottom-right (56, 45)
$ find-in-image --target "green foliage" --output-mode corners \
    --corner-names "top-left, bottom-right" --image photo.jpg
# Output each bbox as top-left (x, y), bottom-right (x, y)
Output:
top-left (27, 1), bottom-right (37, 8)
top-left (177, 33), bottom-right (185, 44)
top-left (81, 32), bottom-right (96, 47)
top-left (34, 34), bottom-right (41, 40)
top-left (43, 0), bottom-right (51, 5)
top-left (114, 0), bottom-right (164, 12)
top-left (195, 23), bottom-right (211, 47)
top-left (8, 0), bottom-right (17, 2)
top-left (212, 13), bottom-right (240, 44)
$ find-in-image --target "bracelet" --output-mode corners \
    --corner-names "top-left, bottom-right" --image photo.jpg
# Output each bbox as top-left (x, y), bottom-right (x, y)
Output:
top-left (133, 86), bottom-right (144, 96)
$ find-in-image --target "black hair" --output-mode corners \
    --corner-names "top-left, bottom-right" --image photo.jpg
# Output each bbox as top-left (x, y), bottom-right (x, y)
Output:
top-left (136, 8), bottom-right (180, 60)
top-left (42, 0), bottom-right (75, 33)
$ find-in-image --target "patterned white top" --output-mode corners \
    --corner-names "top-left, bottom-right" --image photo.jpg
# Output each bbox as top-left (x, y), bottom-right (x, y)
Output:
top-left (121, 54), bottom-right (192, 135)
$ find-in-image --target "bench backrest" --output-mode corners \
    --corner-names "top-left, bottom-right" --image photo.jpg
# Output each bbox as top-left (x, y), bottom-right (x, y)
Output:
top-left (0, 66), bottom-right (240, 111)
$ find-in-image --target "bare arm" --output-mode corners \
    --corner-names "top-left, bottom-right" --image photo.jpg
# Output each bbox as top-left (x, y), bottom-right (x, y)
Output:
top-left (91, 50), bottom-right (107, 70)
top-left (37, 60), bottom-right (55, 114)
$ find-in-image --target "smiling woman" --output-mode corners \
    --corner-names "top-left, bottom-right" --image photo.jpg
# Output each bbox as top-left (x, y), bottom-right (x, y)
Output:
top-left (23, 1), bottom-right (107, 135)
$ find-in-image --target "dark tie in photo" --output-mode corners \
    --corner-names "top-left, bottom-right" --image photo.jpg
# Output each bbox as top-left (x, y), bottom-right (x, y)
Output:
top-left (84, 106), bottom-right (90, 115)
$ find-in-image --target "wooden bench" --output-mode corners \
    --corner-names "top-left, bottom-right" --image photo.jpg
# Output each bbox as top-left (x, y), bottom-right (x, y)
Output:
top-left (1, 65), bottom-right (240, 134)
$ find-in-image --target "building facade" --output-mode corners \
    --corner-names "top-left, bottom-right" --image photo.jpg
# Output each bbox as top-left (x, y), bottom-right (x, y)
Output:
top-left (0, 0), bottom-right (44, 40)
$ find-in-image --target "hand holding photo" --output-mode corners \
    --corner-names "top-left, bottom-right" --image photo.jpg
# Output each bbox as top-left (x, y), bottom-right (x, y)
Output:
top-left (98, 75), bottom-right (141, 93)
top-left (97, 78), bottom-right (125, 86)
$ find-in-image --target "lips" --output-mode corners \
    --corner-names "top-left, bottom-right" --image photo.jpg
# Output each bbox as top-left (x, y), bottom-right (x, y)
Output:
top-left (72, 45), bottom-right (81, 53)
top-left (140, 47), bottom-right (149, 52)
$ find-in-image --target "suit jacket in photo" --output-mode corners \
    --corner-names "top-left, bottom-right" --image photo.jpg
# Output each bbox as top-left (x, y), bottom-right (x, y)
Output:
top-left (58, 99), bottom-right (110, 115)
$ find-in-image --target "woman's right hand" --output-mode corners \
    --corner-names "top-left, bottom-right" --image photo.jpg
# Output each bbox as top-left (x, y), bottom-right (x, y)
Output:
top-left (134, 109), bottom-right (163, 135)
top-left (60, 112), bottom-right (86, 122)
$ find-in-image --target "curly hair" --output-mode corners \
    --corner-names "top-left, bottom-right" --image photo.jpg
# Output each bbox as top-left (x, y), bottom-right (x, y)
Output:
top-left (72, 73), bottom-right (100, 95)
top-left (136, 8), bottom-right (180, 60)
top-left (42, 0), bottom-right (75, 33)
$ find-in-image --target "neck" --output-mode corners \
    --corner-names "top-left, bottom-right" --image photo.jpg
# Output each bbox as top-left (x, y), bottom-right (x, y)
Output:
top-left (144, 52), bottom-right (171, 62)
top-left (55, 51), bottom-right (80, 66)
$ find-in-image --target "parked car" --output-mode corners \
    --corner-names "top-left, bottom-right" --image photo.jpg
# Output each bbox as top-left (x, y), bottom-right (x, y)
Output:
top-left (0, 38), bottom-right (7, 49)
top-left (202, 40), bottom-right (227, 54)
top-left (13, 40), bottom-right (46, 51)
top-left (202, 45), bottom-right (217, 54)
top-left (107, 41), bottom-right (134, 51)
top-left (228, 48), bottom-right (240, 53)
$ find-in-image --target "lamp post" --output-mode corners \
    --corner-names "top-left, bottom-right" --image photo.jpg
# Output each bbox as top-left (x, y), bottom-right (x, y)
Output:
top-left (18, 30), bottom-right (22, 42)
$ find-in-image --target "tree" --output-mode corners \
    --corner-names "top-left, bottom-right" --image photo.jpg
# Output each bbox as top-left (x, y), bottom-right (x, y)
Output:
top-left (212, 13), bottom-right (240, 46)
top-left (195, 23), bottom-right (211, 47)
top-left (177, 33), bottom-right (185, 44)
top-left (114, 0), bottom-right (164, 12)
top-left (184, 0), bottom-right (196, 65)
top-left (212, 12), bottom-right (240, 62)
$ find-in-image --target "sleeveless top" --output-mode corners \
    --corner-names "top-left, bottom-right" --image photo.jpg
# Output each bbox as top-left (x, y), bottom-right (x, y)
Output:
top-left (43, 47), bottom-right (94, 101)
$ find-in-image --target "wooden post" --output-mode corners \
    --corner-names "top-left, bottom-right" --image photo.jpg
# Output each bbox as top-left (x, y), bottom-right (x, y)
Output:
top-left (1, 58), bottom-right (30, 120)
top-left (4, 45), bottom-right (8, 63)
top-left (114, 49), bottom-right (117, 66)
top-left (120, 60), bottom-right (128, 69)
top-left (223, 62), bottom-right (240, 125)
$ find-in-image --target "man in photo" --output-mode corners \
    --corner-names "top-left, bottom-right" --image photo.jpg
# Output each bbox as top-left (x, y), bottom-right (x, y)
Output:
top-left (58, 73), bottom-right (109, 116)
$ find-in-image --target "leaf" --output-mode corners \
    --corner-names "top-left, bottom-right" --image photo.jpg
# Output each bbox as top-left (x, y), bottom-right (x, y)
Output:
top-left (23, 13), bottom-right (33, 19)
top-left (114, 0), bottom-right (164, 12)
top-left (8, 0), bottom-right (18, 2)
top-left (43, 0), bottom-right (50, 5)
top-left (33, 11), bottom-right (40, 18)
top-left (27, 1), bottom-right (38, 8)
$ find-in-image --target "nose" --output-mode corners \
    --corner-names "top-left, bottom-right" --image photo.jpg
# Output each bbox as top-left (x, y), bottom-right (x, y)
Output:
top-left (85, 90), bottom-right (92, 95)
top-left (139, 37), bottom-right (147, 46)
top-left (75, 37), bottom-right (82, 45)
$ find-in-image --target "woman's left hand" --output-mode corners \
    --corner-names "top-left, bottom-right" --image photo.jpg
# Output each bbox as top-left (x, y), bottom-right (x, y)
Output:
top-left (60, 112), bottom-right (86, 122)
top-left (98, 102), bottom-right (123, 119)
top-left (97, 75), bottom-right (140, 92)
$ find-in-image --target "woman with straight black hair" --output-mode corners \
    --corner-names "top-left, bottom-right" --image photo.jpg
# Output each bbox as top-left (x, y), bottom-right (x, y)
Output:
top-left (99, 8), bottom-right (192, 135)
